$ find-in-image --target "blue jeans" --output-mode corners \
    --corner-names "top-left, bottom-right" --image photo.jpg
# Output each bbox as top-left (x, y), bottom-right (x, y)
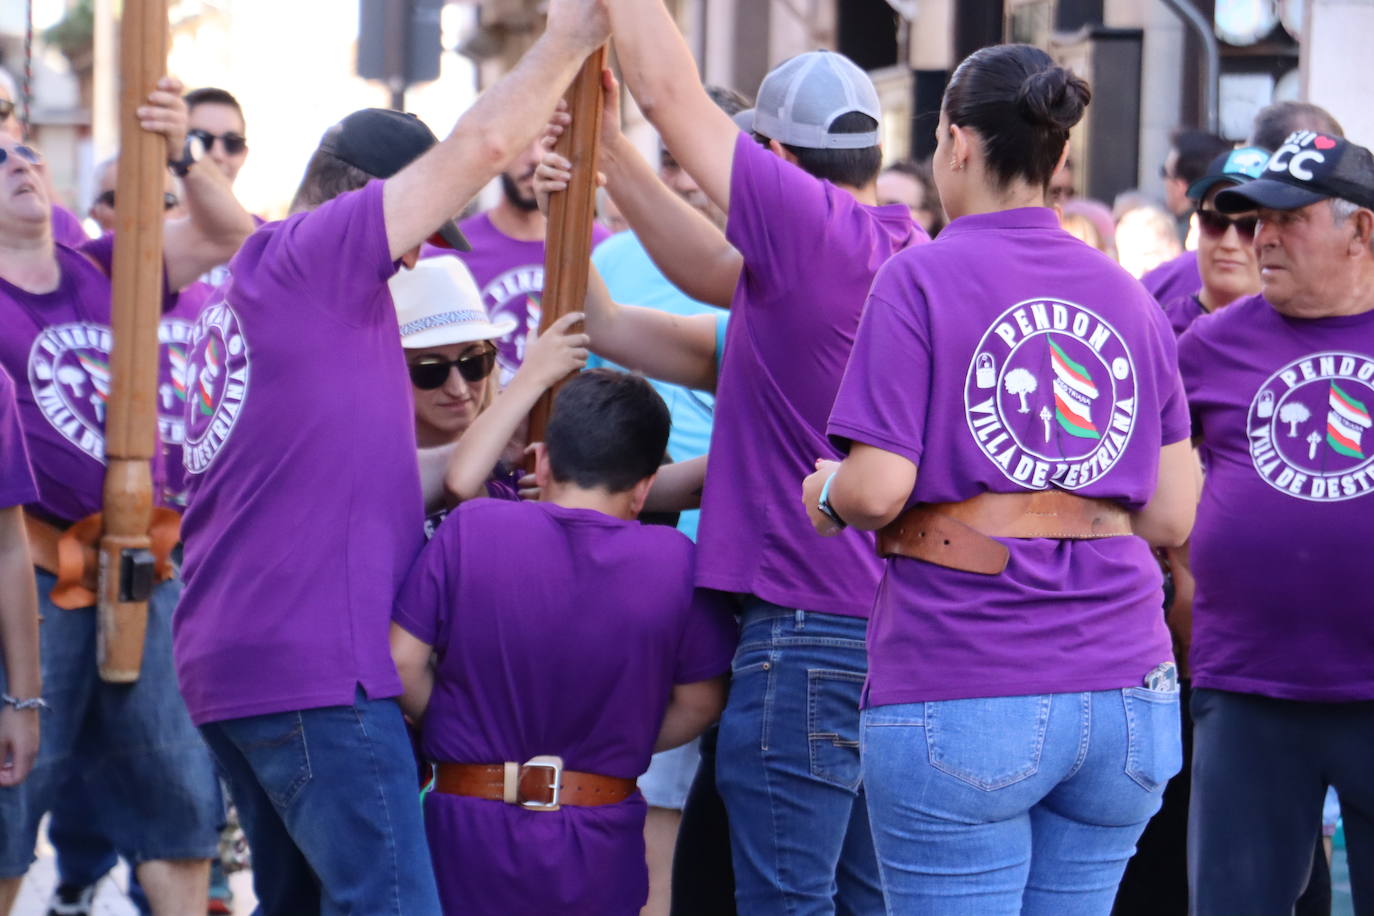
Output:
top-left (862, 688), bottom-right (1181, 916)
top-left (715, 601), bottom-right (883, 916)
top-left (0, 571), bottom-right (222, 877)
top-left (199, 687), bottom-right (441, 916)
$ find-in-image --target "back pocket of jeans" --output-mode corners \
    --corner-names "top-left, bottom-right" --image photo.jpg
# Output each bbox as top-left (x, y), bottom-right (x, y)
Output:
top-left (924, 695), bottom-right (1050, 791)
top-left (236, 712), bottom-right (312, 809)
top-left (1122, 687), bottom-right (1182, 792)
top-left (808, 668), bottom-right (865, 790)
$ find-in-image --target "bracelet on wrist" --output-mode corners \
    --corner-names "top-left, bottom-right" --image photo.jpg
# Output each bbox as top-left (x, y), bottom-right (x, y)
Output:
top-left (1, 693), bottom-right (49, 712)
top-left (818, 471), bottom-right (848, 529)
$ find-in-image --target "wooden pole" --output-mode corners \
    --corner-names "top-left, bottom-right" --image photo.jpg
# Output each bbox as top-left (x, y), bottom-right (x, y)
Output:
top-left (527, 45), bottom-right (609, 452)
top-left (99, 0), bottom-right (169, 682)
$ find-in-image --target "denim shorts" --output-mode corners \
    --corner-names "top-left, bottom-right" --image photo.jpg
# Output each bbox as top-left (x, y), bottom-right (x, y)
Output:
top-left (0, 570), bottom-right (222, 877)
top-left (640, 738), bottom-right (701, 810)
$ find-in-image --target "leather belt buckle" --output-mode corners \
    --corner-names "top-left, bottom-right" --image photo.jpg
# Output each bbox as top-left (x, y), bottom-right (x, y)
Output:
top-left (515, 755), bottom-right (563, 811)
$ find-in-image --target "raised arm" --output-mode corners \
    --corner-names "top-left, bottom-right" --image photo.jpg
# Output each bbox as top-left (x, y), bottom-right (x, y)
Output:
top-left (443, 313), bottom-right (589, 503)
top-left (582, 266), bottom-right (719, 391)
top-left (139, 77), bottom-right (254, 290)
top-left (383, 0), bottom-right (609, 260)
top-left (605, 0), bottom-right (740, 213)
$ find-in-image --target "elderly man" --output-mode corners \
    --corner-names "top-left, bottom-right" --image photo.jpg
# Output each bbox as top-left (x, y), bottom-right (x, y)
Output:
top-left (0, 78), bottom-right (253, 915)
top-left (1179, 131), bottom-right (1374, 915)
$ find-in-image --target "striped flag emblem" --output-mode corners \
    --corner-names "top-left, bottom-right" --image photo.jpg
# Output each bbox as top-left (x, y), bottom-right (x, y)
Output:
top-left (196, 339), bottom-right (220, 417)
top-left (1050, 337), bottom-right (1100, 440)
top-left (1327, 382), bottom-right (1371, 458)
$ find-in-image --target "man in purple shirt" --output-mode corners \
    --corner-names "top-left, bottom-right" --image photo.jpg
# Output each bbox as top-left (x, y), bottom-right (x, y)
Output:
top-left (601, 4), bottom-right (925, 911)
top-left (172, 4), bottom-right (611, 913)
top-left (392, 369), bottom-right (735, 916)
top-left (1180, 132), bottom-right (1374, 914)
top-left (1140, 129), bottom-right (1231, 305)
top-left (0, 81), bottom-right (254, 914)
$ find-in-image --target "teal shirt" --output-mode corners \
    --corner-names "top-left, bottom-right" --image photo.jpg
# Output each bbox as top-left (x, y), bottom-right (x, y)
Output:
top-left (589, 231), bottom-right (728, 540)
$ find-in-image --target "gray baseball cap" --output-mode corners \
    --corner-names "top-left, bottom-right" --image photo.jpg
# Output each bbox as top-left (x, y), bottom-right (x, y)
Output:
top-left (742, 50), bottom-right (882, 150)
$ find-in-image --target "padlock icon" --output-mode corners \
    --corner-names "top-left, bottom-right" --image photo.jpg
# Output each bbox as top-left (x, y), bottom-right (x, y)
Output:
top-left (975, 353), bottom-right (996, 389)
top-left (1257, 389), bottom-right (1275, 419)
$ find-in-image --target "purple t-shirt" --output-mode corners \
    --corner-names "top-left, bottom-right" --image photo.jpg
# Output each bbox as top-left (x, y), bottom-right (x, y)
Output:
top-left (1161, 293), bottom-right (1207, 338)
top-left (697, 134), bottom-right (926, 617)
top-left (394, 499), bottom-right (734, 916)
top-left (828, 207), bottom-right (1188, 706)
top-left (1180, 295), bottom-right (1374, 701)
top-left (51, 204), bottom-right (90, 248)
top-left (422, 214), bottom-right (610, 379)
top-left (1141, 250), bottom-right (1200, 305)
top-left (79, 233), bottom-right (214, 507)
top-left (176, 180), bottom-right (423, 724)
top-left (0, 244), bottom-right (120, 524)
top-left (0, 368), bottom-right (38, 509)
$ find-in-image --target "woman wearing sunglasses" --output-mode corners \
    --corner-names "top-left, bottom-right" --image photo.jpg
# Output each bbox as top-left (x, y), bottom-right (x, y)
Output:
top-left (391, 258), bottom-right (588, 533)
top-left (1160, 147), bottom-right (1270, 338)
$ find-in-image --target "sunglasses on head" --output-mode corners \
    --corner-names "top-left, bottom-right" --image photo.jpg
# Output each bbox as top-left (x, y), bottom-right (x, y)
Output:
top-left (189, 128), bottom-right (247, 156)
top-left (94, 190), bottom-right (179, 211)
top-left (0, 144), bottom-right (42, 167)
top-left (408, 348), bottom-right (498, 390)
top-left (0, 99), bottom-right (14, 120)
top-left (1197, 208), bottom-right (1258, 243)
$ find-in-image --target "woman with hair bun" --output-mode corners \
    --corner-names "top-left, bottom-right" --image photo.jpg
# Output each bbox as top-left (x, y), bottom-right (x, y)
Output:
top-left (802, 43), bottom-right (1199, 912)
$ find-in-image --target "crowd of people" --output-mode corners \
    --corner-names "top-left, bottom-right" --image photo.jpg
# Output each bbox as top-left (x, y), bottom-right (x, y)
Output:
top-left (0, 1), bottom-right (1371, 915)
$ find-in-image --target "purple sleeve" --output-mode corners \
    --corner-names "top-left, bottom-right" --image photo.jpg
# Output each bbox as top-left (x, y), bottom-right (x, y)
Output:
top-left (50, 205), bottom-right (91, 247)
top-left (1148, 304), bottom-right (1192, 446)
top-left (0, 372), bottom-right (38, 509)
top-left (78, 233), bottom-right (179, 313)
top-left (393, 520), bottom-right (454, 647)
top-left (674, 588), bottom-right (737, 684)
top-left (724, 133), bottom-right (827, 304)
top-left (484, 477), bottom-right (520, 501)
top-left (826, 261), bottom-right (932, 466)
top-left (257, 180), bottom-right (396, 325)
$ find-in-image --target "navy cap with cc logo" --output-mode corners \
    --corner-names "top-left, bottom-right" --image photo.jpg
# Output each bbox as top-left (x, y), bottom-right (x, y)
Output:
top-left (1215, 131), bottom-right (1374, 214)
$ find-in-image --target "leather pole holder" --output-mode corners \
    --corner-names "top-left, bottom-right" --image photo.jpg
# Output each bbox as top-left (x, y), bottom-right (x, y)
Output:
top-left (24, 509), bottom-right (182, 610)
top-left (433, 761), bottom-right (636, 808)
top-left (878, 490), bottom-right (1132, 576)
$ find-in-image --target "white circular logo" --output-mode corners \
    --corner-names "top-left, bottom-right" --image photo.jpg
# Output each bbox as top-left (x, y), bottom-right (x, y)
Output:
top-left (182, 301), bottom-right (250, 474)
top-left (964, 298), bottom-right (1139, 489)
top-left (1247, 350), bottom-right (1374, 502)
top-left (26, 322), bottom-right (114, 463)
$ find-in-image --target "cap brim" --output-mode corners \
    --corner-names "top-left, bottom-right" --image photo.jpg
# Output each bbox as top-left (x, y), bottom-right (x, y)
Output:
top-left (429, 221), bottom-right (472, 252)
top-left (1187, 175), bottom-right (1239, 202)
top-left (733, 109), bottom-right (755, 134)
top-left (1214, 179), bottom-right (1326, 214)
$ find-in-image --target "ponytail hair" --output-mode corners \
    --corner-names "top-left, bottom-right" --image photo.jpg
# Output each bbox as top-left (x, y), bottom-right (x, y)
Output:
top-left (943, 44), bottom-right (1090, 190)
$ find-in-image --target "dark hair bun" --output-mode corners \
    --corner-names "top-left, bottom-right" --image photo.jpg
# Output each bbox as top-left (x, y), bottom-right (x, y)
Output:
top-left (1017, 66), bottom-right (1091, 132)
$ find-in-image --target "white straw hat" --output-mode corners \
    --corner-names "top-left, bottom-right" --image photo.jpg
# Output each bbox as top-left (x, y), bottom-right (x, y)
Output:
top-left (391, 257), bottom-right (517, 349)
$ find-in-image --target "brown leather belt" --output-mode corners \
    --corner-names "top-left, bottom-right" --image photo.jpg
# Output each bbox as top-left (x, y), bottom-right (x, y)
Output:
top-left (23, 509), bottom-right (181, 610)
top-left (432, 757), bottom-right (636, 811)
top-left (878, 490), bottom-right (1132, 576)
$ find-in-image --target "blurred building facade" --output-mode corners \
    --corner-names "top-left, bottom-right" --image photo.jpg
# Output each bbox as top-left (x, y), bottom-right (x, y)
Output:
top-left (1, 0), bottom-right (1369, 218)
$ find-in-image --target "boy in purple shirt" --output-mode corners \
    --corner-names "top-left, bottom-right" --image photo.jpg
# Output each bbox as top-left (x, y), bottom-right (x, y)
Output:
top-left (391, 370), bottom-right (734, 916)
top-left (172, 4), bottom-right (612, 912)
top-left (599, 4), bottom-right (926, 909)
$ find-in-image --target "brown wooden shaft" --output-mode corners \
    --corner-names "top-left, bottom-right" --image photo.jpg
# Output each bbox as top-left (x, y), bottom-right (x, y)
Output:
top-left (527, 45), bottom-right (609, 456)
top-left (99, 0), bottom-right (170, 682)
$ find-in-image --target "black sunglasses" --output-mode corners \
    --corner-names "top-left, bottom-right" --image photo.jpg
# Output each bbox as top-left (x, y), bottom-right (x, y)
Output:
top-left (0, 99), bottom-right (14, 120)
top-left (188, 128), bottom-right (247, 156)
top-left (1197, 208), bottom-right (1258, 243)
top-left (94, 190), bottom-right (179, 211)
top-left (0, 144), bottom-right (42, 166)
top-left (408, 348), bottom-right (497, 390)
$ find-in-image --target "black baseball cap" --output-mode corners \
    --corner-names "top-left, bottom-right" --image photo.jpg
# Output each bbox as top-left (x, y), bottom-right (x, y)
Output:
top-left (1215, 131), bottom-right (1374, 215)
top-left (318, 108), bottom-right (470, 251)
